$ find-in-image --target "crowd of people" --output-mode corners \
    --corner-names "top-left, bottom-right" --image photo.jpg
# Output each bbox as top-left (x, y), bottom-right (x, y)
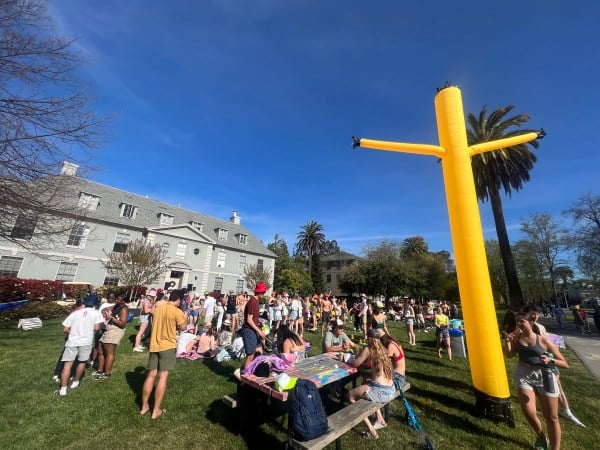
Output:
top-left (54, 283), bottom-right (589, 446)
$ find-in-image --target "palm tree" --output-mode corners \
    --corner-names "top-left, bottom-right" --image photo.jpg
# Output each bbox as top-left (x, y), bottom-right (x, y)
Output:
top-left (295, 220), bottom-right (326, 285)
top-left (400, 236), bottom-right (429, 258)
top-left (467, 105), bottom-right (540, 311)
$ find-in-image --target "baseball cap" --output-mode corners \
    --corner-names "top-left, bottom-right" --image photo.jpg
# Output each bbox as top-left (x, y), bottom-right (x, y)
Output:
top-left (147, 289), bottom-right (157, 297)
top-left (254, 282), bottom-right (267, 294)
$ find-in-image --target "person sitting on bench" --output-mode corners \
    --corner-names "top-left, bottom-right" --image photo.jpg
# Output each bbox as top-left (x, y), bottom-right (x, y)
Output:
top-left (349, 328), bottom-right (396, 439)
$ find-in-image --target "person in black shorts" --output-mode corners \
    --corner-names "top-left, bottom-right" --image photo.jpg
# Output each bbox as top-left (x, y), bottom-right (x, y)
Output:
top-left (226, 289), bottom-right (238, 331)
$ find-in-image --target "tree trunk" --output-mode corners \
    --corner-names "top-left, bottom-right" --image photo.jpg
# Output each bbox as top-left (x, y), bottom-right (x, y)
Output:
top-left (489, 188), bottom-right (524, 311)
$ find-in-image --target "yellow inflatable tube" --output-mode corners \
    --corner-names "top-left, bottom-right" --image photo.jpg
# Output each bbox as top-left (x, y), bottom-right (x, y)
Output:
top-left (355, 86), bottom-right (541, 424)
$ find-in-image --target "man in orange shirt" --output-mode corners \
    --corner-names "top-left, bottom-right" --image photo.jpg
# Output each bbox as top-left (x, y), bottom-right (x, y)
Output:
top-left (140, 289), bottom-right (187, 419)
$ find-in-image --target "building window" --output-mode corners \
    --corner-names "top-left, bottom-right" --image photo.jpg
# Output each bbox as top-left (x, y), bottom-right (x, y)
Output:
top-left (112, 232), bottom-right (130, 253)
top-left (190, 221), bottom-right (203, 232)
top-left (216, 251), bottom-right (226, 268)
top-left (236, 279), bottom-right (244, 293)
top-left (336, 273), bottom-right (341, 281)
top-left (159, 213), bottom-right (174, 226)
top-left (66, 224), bottom-right (89, 248)
top-left (10, 215), bottom-right (38, 240)
top-left (257, 259), bottom-right (264, 271)
top-left (326, 274), bottom-right (332, 283)
top-left (176, 242), bottom-right (187, 257)
top-left (161, 243), bottom-right (170, 255)
top-left (103, 267), bottom-right (119, 286)
top-left (213, 277), bottom-right (223, 291)
top-left (0, 256), bottom-right (23, 277)
top-left (56, 262), bottom-right (78, 282)
top-left (238, 255), bottom-right (246, 270)
top-left (120, 203), bottom-right (137, 219)
top-left (238, 234), bottom-right (248, 245)
top-left (78, 192), bottom-right (100, 211)
top-left (217, 228), bottom-right (228, 241)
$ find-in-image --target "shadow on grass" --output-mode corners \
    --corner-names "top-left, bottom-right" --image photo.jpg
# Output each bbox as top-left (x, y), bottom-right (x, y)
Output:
top-left (124, 365), bottom-right (147, 409)
top-left (205, 394), bottom-right (288, 449)
top-left (398, 382), bottom-right (527, 448)
top-left (202, 356), bottom-right (237, 378)
top-left (408, 370), bottom-right (473, 391)
top-left (406, 394), bottom-right (526, 448)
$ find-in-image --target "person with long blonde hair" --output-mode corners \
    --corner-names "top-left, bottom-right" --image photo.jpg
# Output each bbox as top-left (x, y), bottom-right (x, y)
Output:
top-left (349, 328), bottom-right (396, 439)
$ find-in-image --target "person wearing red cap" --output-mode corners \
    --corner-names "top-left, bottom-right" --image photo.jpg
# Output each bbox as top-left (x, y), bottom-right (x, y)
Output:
top-left (234, 282), bottom-right (267, 380)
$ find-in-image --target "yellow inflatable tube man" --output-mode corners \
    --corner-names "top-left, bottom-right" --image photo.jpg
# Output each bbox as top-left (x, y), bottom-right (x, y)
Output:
top-left (353, 86), bottom-right (544, 424)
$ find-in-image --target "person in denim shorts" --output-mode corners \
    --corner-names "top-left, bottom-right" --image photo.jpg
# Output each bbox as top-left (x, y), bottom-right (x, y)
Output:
top-left (349, 328), bottom-right (396, 439)
top-left (504, 312), bottom-right (570, 450)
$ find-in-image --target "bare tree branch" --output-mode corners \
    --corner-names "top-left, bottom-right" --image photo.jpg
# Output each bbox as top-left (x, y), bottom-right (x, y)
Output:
top-left (0, 0), bottom-right (105, 251)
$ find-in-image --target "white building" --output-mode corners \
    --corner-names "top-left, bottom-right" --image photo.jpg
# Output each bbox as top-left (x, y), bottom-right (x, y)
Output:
top-left (0, 164), bottom-right (275, 294)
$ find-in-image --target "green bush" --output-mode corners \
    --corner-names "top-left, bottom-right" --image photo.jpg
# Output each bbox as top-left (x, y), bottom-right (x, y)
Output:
top-left (0, 301), bottom-right (70, 323)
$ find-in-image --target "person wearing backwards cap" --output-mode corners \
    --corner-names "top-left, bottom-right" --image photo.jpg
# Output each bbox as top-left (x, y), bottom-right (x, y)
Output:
top-left (323, 321), bottom-right (358, 353)
top-left (233, 282), bottom-right (267, 380)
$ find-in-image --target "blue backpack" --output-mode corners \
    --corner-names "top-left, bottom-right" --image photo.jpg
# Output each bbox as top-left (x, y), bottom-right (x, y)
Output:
top-left (289, 379), bottom-right (329, 441)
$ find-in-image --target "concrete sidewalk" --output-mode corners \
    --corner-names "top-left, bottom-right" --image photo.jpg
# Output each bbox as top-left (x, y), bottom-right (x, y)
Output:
top-left (538, 309), bottom-right (600, 384)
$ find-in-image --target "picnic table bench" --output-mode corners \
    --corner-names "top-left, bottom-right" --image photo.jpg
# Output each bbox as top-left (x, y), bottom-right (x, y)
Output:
top-left (223, 354), bottom-right (413, 449)
top-left (288, 382), bottom-right (410, 450)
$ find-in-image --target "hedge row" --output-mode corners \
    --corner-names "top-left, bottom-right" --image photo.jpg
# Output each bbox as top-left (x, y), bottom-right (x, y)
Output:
top-left (0, 301), bottom-right (70, 323)
top-left (0, 277), bottom-right (65, 302)
top-left (0, 276), bottom-right (148, 304)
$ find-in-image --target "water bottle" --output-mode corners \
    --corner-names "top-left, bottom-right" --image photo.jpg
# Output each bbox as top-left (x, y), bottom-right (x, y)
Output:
top-left (541, 353), bottom-right (556, 393)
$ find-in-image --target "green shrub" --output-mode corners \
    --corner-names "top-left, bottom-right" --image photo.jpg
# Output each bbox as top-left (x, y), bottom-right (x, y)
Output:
top-left (0, 301), bottom-right (70, 323)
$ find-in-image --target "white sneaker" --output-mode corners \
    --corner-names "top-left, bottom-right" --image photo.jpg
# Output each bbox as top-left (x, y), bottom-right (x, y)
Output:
top-left (52, 375), bottom-right (60, 382)
top-left (133, 347), bottom-right (144, 352)
top-left (560, 410), bottom-right (585, 427)
top-left (233, 368), bottom-right (241, 381)
top-left (373, 421), bottom-right (387, 430)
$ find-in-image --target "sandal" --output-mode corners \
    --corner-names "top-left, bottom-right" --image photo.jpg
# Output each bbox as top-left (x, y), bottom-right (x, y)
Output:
top-left (362, 431), bottom-right (379, 440)
top-left (151, 408), bottom-right (167, 420)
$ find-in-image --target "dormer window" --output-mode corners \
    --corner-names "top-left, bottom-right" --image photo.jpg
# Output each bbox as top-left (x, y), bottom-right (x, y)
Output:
top-left (238, 233), bottom-right (248, 245)
top-left (159, 213), bottom-right (174, 226)
top-left (78, 192), bottom-right (100, 211)
top-left (120, 203), bottom-right (137, 219)
top-left (189, 221), bottom-right (203, 232)
top-left (217, 228), bottom-right (228, 241)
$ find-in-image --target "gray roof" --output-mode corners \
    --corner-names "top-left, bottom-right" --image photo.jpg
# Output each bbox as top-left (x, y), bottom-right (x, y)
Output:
top-left (60, 175), bottom-right (275, 258)
top-left (320, 251), bottom-right (360, 261)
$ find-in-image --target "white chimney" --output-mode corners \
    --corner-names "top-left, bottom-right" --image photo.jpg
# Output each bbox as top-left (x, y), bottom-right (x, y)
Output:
top-left (230, 210), bottom-right (241, 224)
top-left (61, 161), bottom-right (79, 176)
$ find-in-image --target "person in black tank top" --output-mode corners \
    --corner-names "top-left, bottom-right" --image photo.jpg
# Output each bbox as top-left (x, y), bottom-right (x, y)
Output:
top-left (504, 312), bottom-right (570, 450)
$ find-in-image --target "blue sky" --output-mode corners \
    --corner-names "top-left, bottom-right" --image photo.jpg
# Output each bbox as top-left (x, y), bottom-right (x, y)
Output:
top-left (48, 1), bottom-right (600, 257)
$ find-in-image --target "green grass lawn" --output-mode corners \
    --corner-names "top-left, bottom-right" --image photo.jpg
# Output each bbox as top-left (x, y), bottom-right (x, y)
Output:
top-left (0, 317), bottom-right (598, 449)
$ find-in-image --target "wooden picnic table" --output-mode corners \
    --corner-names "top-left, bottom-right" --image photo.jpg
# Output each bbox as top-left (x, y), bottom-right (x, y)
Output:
top-left (239, 352), bottom-right (358, 402)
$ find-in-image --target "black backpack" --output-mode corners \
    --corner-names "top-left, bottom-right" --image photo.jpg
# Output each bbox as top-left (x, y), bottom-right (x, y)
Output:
top-left (289, 379), bottom-right (329, 441)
